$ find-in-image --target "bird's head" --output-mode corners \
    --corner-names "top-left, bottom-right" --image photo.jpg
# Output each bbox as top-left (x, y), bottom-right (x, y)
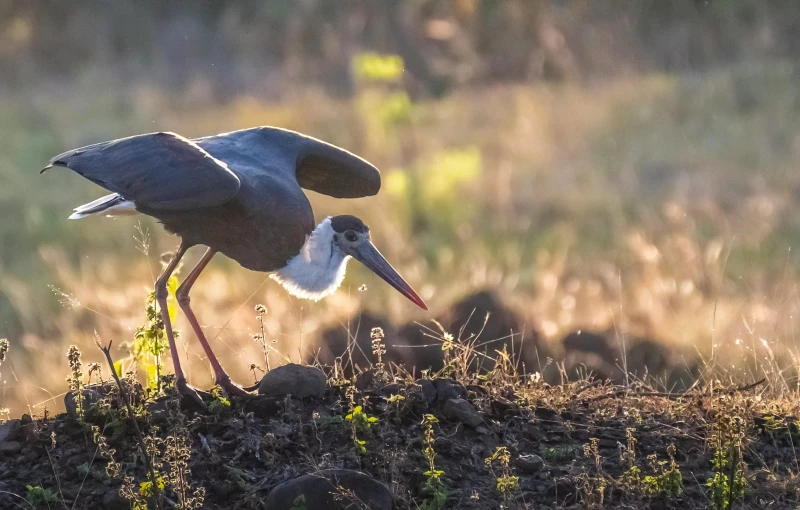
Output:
top-left (272, 215), bottom-right (428, 310)
top-left (329, 215), bottom-right (428, 310)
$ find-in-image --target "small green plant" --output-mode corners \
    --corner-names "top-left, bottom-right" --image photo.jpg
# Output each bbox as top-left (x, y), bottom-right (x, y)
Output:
top-left (420, 414), bottom-right (447, 510)
top-left (134, 269), bottom-right (178, 392)
top-left (540, 443), bottom-right (579, 463)
top-left (485, 446), bottom-right (520, 502)
top-left (707, 409), bottom-right (747, 509)
top-left (25, 485), bottom-right (58, 507)
top-left (641, 445), bottom-right (683, 499)
top-left (345, 388), bottom-right (377, 456)
top-left (208, 386), bottom-right (231, 415)
top-left (578, 438), bottom-right (607, 507)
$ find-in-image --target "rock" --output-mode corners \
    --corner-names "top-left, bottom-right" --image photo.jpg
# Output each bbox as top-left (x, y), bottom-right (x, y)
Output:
top-left (0, 441), bottom-right (22, 455)
top-left (20, 414), bottom-right (32, 425)
top-left (515, 454), bottom-right (545, 473)
top-left (266, 469), bottom-right (392, 510)
top-left (443, 398), bottom-right (483, 428)
top-left (258, 364), bottom-right (326, 398)
top-left (0, 420), bottom-right (20, 444)
top-left (380, 383), bottom-right (402, 396)
top-left (417, 379), bottom-right (436, 405)
top-left (432, 378), bottom-right (466, 403)
top-left (19, 423), bottom-right (36, 442)
top-left (547, 477), bottom-right (577, 501)
top-left (102, 490), bottom-right (130, 510)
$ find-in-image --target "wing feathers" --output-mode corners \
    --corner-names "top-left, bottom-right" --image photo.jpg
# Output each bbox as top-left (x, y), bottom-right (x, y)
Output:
top-left (45, 132), bottom-right (241, 210)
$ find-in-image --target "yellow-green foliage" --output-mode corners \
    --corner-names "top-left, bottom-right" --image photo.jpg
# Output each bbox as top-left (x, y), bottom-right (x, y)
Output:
top-left (421, 414), bottom-right (447, 510)
top-left (134, 273), bottom-right (179, 391)
top-left (485, 446), bottom-right (519, 494)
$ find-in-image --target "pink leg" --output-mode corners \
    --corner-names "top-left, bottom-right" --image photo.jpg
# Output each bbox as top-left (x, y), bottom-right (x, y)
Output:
top-left (176, 248), bottom-right (252, 397)
top-left (155, 243), bottom-right (205, 405)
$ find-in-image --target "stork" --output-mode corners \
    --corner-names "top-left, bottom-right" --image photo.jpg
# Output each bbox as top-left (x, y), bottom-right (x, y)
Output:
top-left (43, 127), bottom-right (427, 401)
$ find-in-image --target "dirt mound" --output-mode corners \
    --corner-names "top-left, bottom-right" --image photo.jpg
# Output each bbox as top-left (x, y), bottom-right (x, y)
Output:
top-left (0, 373), bottom-right (795, 509)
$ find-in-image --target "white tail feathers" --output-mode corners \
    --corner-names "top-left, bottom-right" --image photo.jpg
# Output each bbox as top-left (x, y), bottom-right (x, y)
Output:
top-left (69, 193), bottom-right (137, 219)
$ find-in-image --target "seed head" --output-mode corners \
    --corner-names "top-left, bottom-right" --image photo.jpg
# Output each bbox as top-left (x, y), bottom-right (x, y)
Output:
top-left (0, 338), bottom-right (8, 364)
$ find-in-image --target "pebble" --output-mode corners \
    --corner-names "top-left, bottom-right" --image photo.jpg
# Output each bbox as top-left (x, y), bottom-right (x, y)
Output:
top-left (0, 420), bottom-right (20, 444)
top-left (258, 364), bottom-right (326, 398)
top-left (515, 454), bottom-right (545, 473)
top-left (266, 469), bottom-right (392, 510)
top-left (0, 441), bottom-right (22, 455)
top-left (443, 398), bottom-right (483, 428)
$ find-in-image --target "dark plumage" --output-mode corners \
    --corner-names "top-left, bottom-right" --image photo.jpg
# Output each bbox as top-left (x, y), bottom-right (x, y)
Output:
top-left (44, 126), bottom-right (426, 401)
top-left (44, 127), bottom-right (379, 272)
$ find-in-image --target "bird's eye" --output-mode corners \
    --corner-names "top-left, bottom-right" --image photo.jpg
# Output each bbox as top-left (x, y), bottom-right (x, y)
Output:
top-left (344, 231), bottom-right (358, 242)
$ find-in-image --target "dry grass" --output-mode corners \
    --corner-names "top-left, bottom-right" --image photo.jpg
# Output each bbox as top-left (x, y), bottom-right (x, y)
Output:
top-left (2, 60), bottom-right (800, 419)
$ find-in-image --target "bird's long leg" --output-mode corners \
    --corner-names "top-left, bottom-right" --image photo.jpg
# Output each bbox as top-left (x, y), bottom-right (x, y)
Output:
top-left (155, 242), bottom-right (206, 406)
top-left (176, 247), bottom-right (253, 398)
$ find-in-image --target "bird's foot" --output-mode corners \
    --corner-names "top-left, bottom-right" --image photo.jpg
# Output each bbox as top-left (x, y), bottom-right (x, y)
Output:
top-left (216, 376), bottom-right (256, 399)
top-left (242, 381), bottom-right (261, 392)
top-left (177, 378), bottom-right (209, 410)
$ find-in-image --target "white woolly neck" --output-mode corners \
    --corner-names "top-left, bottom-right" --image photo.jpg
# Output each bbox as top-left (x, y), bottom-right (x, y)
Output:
top-left (271, 217), bottom-right (351, 301)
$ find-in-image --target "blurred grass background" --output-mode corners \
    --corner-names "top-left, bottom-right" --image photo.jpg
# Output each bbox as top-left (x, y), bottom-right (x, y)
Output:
top-left (3, 0), bottom-right (800, 415)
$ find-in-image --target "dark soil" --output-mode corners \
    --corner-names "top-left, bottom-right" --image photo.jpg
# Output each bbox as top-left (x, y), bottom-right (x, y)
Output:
top-left (0, 373), bottom-right (798, 509)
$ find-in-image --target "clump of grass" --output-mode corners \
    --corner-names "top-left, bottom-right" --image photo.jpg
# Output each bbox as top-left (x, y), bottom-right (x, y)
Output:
top-left (420, 414), bottom-right (447, 510)
top-left (329, 356), bottom-right (350, 387)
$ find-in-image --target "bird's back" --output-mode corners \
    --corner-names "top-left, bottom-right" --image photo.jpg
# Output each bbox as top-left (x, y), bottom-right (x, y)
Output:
top-left (150, 152), bottom-right (315, 273)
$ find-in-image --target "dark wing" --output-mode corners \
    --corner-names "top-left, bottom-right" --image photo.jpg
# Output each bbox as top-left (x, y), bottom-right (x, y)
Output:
top-left (193, 127), bottom-right (381, 199)
top-left (43, 132), bottom-right (241, 210)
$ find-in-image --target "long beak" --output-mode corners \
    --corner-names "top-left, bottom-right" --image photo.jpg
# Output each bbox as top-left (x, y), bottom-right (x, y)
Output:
top-left (353, 242), bottom-right (428, 310)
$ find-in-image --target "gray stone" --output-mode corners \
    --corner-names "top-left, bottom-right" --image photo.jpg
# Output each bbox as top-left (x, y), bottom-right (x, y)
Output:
top-left (443, 398), bottom-right (483, 428)
top-left (266, 469), bottom-right (392, 510)
top-left (515, 454), bottom-right (545, 473)
top-left (20, 423), bottom-right (36, 442)
top-left (258, 364), bottom-right (326, 398)
top-left (433, 378), bottom-right (466, 403)
top-left (0, 441), bottom-right (22, 455)
top-left (0, 420), bottom-right (20, 443)
top-left (417, 379), bottom-right (436, 405)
